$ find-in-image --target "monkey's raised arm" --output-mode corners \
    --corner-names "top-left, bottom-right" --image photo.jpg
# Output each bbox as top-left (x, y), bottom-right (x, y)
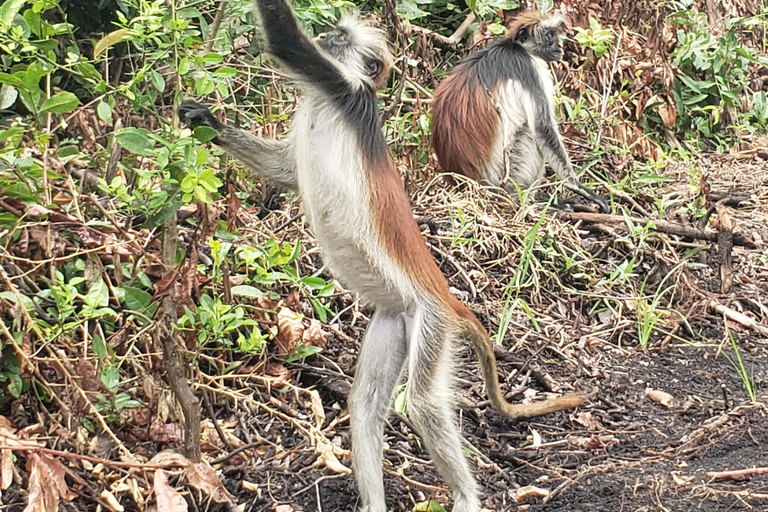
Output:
top-left (533, 102), bottom-right (610, 212)
top-left (179, 100), bottom-right (297, 190)
top-left (253, 0), bottom-right (354, 96)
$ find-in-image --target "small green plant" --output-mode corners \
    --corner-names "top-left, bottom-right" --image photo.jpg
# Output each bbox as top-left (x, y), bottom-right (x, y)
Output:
top-left (748, 91), bottom-right (768, 129)
top-left (665, 2), bottom-right (768, 140)
top-left (176, 294), bottom-right (267, 354)
top-left (574, 18), bottom-right (615, 58)
top-left (722, 326), bottom-right (757, 402)
top-left (634, 260), bottom-right (688, 347)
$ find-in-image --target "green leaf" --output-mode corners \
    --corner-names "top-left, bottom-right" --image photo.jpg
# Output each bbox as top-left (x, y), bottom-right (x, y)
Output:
top-left (281, 344), bottom-right (322, 363)
top-left (40, 92), bottom-right (79, 114)
top-left (413, 501), bottom-right (447, 512)
top-left (101, 364), bottom-right (119, 392)
top-left (0, 84), bottom-right (17, 109)
top-left (144, 196), bottom-right (181, 229)
top-left (6, 372), bottom-right (23, 398)
top-left (194, 185), bottom-right (208, 202)
top-left (202, 53), bottom-right (223, 65)
top-left (0, 290), bottom-right (34, 313)
top-left (230, 285), bottom-right (264, 298)
top-left (180, 175), bottom-right (196, 193)
top-left (301, 276), bottom-right (328, 290)
top-left (193, 125), bottom-right (218, 142)
top-left (198, 168), bottom-right (222, 192)
top-left (93, 28), bottom-right (130, 58)
top-left (115, 127), bottom-right (155, 156)
top-left (0, 0), bottom-right (26, 29)
top-left (84, 278), bottom-right (109, 308)
top-left (213, 66), bottom-right (238, 78)
top-left (124, 286), bottom-right (152, 312)
top-left (150, 70), bottom-right (165, 92)
top-left (96, 101), bottom-right (112, 123)
top-left (177, 6), bottom-right (201, 18)
top-left (0, 72), bottom-right (23, 87)
top-left (92, 332), bottom-right (107, 361)
top-left (178, 57), bottom-right (191, 75)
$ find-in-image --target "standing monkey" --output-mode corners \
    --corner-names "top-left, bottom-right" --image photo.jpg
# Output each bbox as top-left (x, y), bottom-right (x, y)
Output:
top-left (179, 3), bottom-right (583, 511)
top-left (431, 11), bottom-right (610, 212)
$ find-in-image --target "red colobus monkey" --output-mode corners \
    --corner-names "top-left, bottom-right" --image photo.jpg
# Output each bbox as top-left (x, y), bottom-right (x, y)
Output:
top-left (431, 11), bottom-right (609, 212)
top-left (179, 3), bottom-right (583, 511)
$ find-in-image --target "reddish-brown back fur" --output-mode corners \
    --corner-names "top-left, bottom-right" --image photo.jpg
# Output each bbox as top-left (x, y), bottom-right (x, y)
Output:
top-left (367, 154), bottom-right (453, 299)
top-left (431, 70), bottom-right (499, 182)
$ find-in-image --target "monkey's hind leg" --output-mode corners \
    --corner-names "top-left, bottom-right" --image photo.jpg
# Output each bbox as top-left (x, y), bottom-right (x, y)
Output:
top-left (406, 306), bottom-right (481, 512)
top-left (349, 309), bottom-right (408, 512)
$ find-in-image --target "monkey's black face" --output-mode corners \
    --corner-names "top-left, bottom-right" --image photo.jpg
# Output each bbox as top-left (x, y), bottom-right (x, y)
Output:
top-left (530, 28), bottom-right (564, 62)
top-left (316, 28), bottom-right (351, 58)
top-left (314, 22), bottom-right (390, 89)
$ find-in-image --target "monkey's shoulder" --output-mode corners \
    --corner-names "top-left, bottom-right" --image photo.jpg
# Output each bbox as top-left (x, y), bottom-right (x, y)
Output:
top-left (459, 40), bottom-right (545, 93)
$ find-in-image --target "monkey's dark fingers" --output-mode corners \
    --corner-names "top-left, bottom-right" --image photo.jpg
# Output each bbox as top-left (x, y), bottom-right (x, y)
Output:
top-left (588, 192), bottom-right (610, 213)
top-left (568, 181), bottom-right (610, 213)
top-left (178, 99), bottom-right (224, 132)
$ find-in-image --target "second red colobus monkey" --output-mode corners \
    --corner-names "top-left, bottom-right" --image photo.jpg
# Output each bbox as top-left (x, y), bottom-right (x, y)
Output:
top-left (179, 3), bottom-right (583, 511)
top-left (431, 11), bottom-right (610, 212)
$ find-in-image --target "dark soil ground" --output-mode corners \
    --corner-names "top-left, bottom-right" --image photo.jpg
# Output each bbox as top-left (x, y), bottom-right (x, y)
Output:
top-left (228, 330), bottom-right (767, 512)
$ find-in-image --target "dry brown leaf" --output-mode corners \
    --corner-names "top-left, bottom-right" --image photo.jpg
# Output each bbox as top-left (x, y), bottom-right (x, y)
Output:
top-left (264, 363), bottom-right (292, 384)
top-left (23, 453), bottom-right (75, 512)
top-left (149, 423), bottom-right (185, 444)
top-left (308, 389), bottom-right (325, 428)
top-left (284, 290), bottom-right (302, 311)
top-left (1, 448), bottom-right (12, 490)
top-left (573, 411), bottom-right (604, 431)
top-left (530, 429), bottom-right (542, 448)
top-left (186, 462), bottom-right (234, 504)
top-left (51, 192), bottom-right (74, 205)
top-left (154, 469), bottom-right (188, 512)
top-left (241, 481), bottom-right (259, 493)
top-left (76, 359), bottom-right (100, 392)
top-left (78, 226), bottom-right (105, 248)
top-left (100, 489), bottom-right (125, 512)
top-left (275, 307), bottom-right (303, 355)
top-left (226, 182), bottom-right (241, 232)
top-left (274, 505), bottom-right (295, 512)
top-left (658, 96), bottom-right (677, 128)
top-left (514, 485), bottom-right (550, 502)
top-left (148, 451), bottom-right (190, 468)
top-left (671, 471), bottom-right (694, 486)
top-left (303, 319), bottom-right (329, 349)
top-left (646, 388), bottom-right (675, 408)
top-left (26, 204), bottom-right (52, 217)
top-left (314, 435), bottom-right (351, 475)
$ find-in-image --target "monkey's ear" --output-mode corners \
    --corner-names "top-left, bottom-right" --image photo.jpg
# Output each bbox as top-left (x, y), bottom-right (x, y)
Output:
top-left (514, 26), bottom-right (529, 43)
top-left (365, 58), bottom-right (384, 80)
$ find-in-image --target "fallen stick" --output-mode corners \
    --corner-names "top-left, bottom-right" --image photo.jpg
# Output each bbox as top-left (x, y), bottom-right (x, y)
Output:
top-left (706, 467), bottom-right (768, 480)
top-left (708, 299), bottom-right (768, 335)
top-left (558, 212), bottom-right (756, 249)
top-left (716, 204), bottom-right (733, 294)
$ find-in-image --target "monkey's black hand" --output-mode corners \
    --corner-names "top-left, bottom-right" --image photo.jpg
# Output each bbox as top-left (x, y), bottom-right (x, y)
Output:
top-left (592, 193), bottom-right (610, 213)
top-left (566, 179), bottom-right (610, 213)
top-left (178, 99), bottom-right (225, 133)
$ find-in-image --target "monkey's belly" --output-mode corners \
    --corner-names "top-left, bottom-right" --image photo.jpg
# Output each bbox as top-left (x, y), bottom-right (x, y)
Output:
top-left (309, 213), bottom-right (408, 310)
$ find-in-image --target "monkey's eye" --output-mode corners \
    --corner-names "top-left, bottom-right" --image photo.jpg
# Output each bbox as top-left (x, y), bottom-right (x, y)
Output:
top-left (336, 34), bottom-right (345, 42)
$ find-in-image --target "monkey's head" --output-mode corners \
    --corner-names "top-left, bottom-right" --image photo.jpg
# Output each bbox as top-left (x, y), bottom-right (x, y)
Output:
top-left (315, 14), bottom-right (394, 90)
top-left (508, 11), bottom-right (565, 62)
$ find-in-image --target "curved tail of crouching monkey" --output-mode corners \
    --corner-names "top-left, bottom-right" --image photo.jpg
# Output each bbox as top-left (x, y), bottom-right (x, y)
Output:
top-left (452, 301), bottom-right (585, 419)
